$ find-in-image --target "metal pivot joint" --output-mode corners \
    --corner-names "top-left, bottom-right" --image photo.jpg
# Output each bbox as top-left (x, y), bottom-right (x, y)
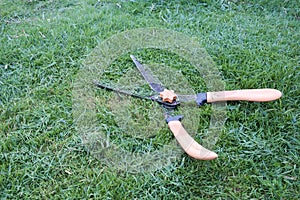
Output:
top-left (150, 96), bottom-right (180, 109)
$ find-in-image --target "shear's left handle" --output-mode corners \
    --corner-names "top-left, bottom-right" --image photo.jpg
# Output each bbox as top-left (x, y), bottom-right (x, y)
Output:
top-left (167, 117), bottom-right (218, 160)
top-left (196, 89), bottom-right (282, 106)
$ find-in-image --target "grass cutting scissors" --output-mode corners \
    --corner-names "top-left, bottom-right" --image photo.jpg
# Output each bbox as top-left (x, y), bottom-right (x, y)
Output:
top-left (94, 55), bottom-right (282, 160)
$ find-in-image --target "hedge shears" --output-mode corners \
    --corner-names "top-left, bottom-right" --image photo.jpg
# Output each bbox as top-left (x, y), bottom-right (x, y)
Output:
top-left (94, 55), bottom-right (282, 160)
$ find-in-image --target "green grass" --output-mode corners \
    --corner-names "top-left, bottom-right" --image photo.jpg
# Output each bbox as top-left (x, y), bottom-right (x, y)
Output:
top-left (1, 0), bottom-right (299, 199)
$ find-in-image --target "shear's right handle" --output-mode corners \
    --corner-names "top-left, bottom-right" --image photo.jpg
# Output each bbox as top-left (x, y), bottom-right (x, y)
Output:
top-left (197, 89), bottom-right (282, 105)
top-left (167, 117), bottom-right (218, 160)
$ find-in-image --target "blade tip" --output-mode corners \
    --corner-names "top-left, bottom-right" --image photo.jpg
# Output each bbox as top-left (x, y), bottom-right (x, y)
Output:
top-left (130, 55), bottom-right (135, 60)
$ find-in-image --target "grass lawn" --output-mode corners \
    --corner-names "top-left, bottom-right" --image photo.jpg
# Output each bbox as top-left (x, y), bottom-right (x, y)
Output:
top-left (1, 0), bottom-right (299, 199)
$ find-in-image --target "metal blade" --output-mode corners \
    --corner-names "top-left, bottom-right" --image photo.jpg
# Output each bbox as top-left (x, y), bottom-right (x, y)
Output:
top-left (130, 55), bottom-right (165, 93)
top-left (93, 81), bottom-right (151, 101)
top-left (94, 81), bottom-right (179, 107)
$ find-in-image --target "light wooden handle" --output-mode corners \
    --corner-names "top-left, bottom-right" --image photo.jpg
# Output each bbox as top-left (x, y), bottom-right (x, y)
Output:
top-left (168, 121), bottom-right (218, 160)
top-left (207, 89), bottom-right (282, 103)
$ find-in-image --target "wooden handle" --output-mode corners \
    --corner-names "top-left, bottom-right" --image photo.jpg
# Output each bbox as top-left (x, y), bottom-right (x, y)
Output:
top-left (168, 121), bottom-right (218, 160)
top-left (207, 89), bottom-right (282, 103)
